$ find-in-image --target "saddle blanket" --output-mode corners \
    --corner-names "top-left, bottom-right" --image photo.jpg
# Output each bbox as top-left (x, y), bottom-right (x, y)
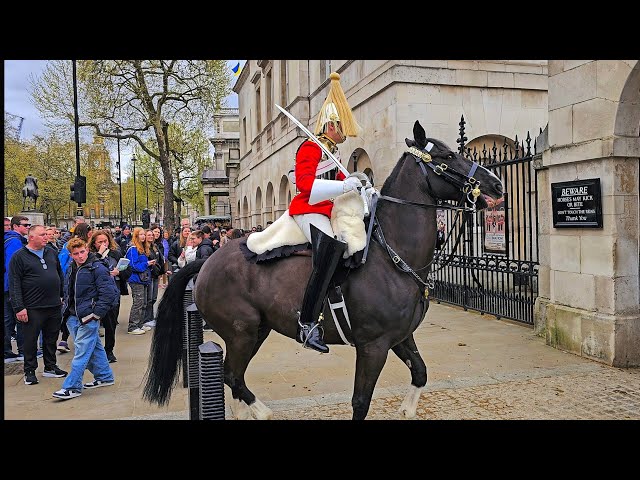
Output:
top-left (243, 190), bottom-right (367, 263)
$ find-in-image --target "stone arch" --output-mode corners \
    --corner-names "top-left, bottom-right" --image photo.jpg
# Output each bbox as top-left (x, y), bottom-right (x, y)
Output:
top-left (347, 148), bottom-right (376, 187)
top-left (278, 175), bottom-right (290, 220)
top-left (265, 182), bottom-right (274, 224)
top-left (614, 61), bottom-right (640, 138)
top-left (242, 196), bottom-right (249, 230)
top-left (254, 187), bottom-right (262, 228)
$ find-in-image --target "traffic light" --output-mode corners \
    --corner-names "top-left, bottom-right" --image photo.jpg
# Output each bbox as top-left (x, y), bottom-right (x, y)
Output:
top-left (70, 175), bottom-right (87, 204)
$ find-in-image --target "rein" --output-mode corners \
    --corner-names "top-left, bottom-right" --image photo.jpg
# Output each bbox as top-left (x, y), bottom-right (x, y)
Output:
top-left (370, 148), bottom-right (483, 296)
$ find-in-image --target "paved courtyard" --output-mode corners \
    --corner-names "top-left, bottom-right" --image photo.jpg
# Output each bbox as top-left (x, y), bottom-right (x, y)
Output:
top-left (5, 290), bottom-right (639, 420)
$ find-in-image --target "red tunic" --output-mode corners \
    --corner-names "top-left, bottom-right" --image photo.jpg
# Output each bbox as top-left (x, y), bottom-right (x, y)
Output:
top-left (288, 140), bottom-right (346, 217)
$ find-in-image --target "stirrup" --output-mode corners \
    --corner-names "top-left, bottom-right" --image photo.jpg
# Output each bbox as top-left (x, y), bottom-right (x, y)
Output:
top-left (297, 315), bottom-right (329, 353)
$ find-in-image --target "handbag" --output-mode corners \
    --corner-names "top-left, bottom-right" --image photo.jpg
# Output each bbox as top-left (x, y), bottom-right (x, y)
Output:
top-left (137, 269), bottom-right (151, 282)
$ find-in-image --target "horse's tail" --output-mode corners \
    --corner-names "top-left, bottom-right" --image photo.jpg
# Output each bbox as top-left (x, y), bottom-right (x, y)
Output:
top-left (143, 258), bottom-right (206, 406)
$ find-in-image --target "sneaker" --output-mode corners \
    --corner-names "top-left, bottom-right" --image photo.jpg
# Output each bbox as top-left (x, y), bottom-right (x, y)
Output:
top-left (24, 372), bottom-right (38, 385)
top-left (127, 328), bottom-right (146, 335)
top-left (52, 388), bottom-right (81, 400)
top-left (106, 352), bottom-right (117, 363)
top-left (57, 341), bottom-right (71, 353)
top-left (143, 320), bottom-right (156, 327)
top-left (4, 351), bottom-right (22, 363)
top-left (141, 325), bottom-right (152, 331)
top-left (43, 366), bottom-right (68, 378)
top-left (36, 350), bottom-right (43, 359)
top-left (83, 379), bottom-right (115, 389)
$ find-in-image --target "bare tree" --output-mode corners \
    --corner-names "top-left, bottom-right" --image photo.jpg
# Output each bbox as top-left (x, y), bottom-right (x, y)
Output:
top-left (31, 60), bottom-right (231, 233)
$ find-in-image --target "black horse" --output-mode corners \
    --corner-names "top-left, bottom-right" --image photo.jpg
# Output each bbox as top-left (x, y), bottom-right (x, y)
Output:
top-left (143, 121), bottom-right (504, 420)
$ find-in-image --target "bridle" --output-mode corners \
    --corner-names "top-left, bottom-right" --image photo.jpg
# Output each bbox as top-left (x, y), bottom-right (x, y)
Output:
top-left (368, 143), bottom-right (488, 297)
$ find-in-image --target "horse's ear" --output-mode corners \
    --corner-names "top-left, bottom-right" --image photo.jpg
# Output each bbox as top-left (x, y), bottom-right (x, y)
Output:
top-left (405, 138), bottom-right (415, 148)
top-left (413, 121), bottom-right (427, 149)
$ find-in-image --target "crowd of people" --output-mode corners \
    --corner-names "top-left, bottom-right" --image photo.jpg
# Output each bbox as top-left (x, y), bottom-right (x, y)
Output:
top-left (4, 213), bottom-right (252, 401)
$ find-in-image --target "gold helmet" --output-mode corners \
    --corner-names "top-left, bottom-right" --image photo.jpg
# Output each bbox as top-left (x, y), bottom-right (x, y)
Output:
top-left (314, 72), bottom-right (361, 137)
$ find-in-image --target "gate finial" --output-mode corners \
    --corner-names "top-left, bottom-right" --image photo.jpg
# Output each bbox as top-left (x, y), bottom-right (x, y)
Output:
top-left (456, 115), bottom-right (467, 155)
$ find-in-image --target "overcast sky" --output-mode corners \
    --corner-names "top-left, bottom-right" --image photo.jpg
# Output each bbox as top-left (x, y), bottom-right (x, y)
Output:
top-left (4, 60), bottom-right (244, 177)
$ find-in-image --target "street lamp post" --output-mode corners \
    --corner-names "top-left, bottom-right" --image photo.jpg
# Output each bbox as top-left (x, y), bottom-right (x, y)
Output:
top-left (156, 188), bottom-right (160, 223)
top-left (4, 187), bottom-right (8, 217)
top-left (144, 174), bottom-right (149, 209)
top-left (114, 127), bottom-right (123, 226)
top-left (131, 155), bottom-right (138, 226)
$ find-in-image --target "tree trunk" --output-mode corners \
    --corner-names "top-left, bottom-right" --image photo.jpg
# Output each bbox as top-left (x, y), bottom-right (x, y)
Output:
top-left (159, 158), bottom-right (175, 234)
top-left (155, 126), bottom-right (175, 235)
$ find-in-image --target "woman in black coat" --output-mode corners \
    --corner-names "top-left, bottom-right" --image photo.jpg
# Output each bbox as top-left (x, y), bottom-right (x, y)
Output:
top-left (88, 229), bottom-right (129, 363)
top-left (167, 226), bottom-right (191, 274)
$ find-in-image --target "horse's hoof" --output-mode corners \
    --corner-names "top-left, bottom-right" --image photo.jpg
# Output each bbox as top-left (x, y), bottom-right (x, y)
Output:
top-left (250, 399), bottom-right (274, 420)
top-left (398, 405), bottom-right (417, 419)
top-left (231, 398), bottom-right (254, 420)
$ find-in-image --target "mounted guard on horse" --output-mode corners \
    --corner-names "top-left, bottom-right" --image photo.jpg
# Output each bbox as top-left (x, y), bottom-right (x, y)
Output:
top-left (144, 72), bottom-right (505, 420)
top-left (22, 174), bottom-right (39, 211)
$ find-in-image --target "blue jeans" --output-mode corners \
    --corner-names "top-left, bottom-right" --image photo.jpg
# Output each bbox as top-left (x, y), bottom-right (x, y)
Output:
top-left (4, 291), bottom-right (24, 356)
top-left (62, 316), bottom-right (114, 391)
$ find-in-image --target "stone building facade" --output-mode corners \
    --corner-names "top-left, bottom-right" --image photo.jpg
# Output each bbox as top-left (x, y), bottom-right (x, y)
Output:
top-left (232, 60), bottom-right (548, 229)
top-left (534, 60), bottom-right (639, 367)
top-left (232, 59), bottom-right (639, 367)
top-left (201, 108), bottom-right (240, 226)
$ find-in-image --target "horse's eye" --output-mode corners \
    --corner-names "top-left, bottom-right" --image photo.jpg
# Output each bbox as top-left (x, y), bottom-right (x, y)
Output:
top-left (447, 153), bottom-right (454, 159)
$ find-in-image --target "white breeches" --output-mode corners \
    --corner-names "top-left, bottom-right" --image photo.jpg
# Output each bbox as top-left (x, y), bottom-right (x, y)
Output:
top-left (293, 213), bottom-right (334, 243)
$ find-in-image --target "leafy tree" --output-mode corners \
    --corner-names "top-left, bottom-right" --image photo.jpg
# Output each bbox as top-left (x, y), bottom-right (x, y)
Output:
top-left (30, 60), bottom-right (232, 233)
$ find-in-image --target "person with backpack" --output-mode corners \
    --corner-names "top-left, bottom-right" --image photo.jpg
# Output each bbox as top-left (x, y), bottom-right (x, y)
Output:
top-left (56, 223), bottom-right (92, 353)
top-left (52, 237), bottom-right (117, 400)
top-left (4, 216), bottom-right (30, 363)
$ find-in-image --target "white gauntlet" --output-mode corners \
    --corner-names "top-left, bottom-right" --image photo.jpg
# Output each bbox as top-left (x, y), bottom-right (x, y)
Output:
top-left (342, 176), bottom-right (362, 193)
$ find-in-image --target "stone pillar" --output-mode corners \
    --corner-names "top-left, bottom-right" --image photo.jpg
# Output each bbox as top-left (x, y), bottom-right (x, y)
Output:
top-left (204, 194), bottom-right (211, 216)
top-left (534, 60), bottom-right (640, 367)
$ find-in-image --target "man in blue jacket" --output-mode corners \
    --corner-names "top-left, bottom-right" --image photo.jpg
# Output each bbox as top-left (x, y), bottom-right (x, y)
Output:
top-left (4, 216), bottom-right (30, 363)
top-left (53, 237), bottom-right (118, 400)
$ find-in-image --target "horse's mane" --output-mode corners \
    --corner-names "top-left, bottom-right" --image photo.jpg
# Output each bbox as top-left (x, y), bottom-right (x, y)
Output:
top-left (380, 153), bottom-right (408, 196)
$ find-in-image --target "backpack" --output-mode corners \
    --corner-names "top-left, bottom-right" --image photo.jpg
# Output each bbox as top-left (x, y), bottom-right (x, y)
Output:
top-left (92, 259), bottom-right (121, 310)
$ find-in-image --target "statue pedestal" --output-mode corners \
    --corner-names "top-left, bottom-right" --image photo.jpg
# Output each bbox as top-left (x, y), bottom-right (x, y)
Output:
top-left (19, 211), bottom-right (46, 227)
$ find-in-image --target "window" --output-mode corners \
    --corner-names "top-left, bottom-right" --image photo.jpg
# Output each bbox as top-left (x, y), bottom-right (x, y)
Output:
top-left (280, 60), bottom-right (288, 106)
top-left (242, 117), bottom-right (247, 152)
top-left (256, 86), bottom-right (262, 132)
top-left (320, 60), bottom-right (331, 81)
top-left (265, 69), bottom-right (272, 123)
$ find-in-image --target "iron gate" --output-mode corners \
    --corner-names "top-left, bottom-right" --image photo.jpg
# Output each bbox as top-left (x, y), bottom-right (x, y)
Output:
top-left (431, 116), bottom-right (540, 325)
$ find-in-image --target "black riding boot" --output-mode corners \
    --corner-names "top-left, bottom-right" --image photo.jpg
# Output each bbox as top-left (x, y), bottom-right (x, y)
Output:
top-left (297, 224), bottom-right (348, 353)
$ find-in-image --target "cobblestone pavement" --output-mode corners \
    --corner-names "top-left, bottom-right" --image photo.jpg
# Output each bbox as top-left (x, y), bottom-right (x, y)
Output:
top-left (5, 294), bottom-right (640, 421)
top-left (128, 363), bottom-right (640, 420)
top-left (267, 364), bottom-right (640, 420)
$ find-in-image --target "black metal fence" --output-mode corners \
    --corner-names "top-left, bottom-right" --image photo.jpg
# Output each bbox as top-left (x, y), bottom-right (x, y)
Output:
top-left (431, 116), bottom-right (540, 325)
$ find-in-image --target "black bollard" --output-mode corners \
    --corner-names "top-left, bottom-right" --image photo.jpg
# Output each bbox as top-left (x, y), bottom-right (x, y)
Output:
top-left (182, 278), bottom-right (194, 388)
top-left (199, 341), bottom-right (225, 420)
top-left (186, 303), bottom-right (204, 420)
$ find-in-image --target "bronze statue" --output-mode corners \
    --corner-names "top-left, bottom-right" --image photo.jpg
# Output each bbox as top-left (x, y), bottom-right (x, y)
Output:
top-left (22, 174), bottom-right (39, 211)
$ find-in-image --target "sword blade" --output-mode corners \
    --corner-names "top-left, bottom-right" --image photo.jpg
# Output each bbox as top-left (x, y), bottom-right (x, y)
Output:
top-left (275, 104), bottom-right (349, 177)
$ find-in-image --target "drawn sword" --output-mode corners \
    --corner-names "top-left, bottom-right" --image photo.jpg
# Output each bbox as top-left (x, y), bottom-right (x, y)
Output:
top-left (275, 103), bottom-right (350, 177)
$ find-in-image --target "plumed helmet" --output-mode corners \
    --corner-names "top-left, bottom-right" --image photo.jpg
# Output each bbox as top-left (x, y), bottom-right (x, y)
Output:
top-left (314, 72), bottom-right (361, 137)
